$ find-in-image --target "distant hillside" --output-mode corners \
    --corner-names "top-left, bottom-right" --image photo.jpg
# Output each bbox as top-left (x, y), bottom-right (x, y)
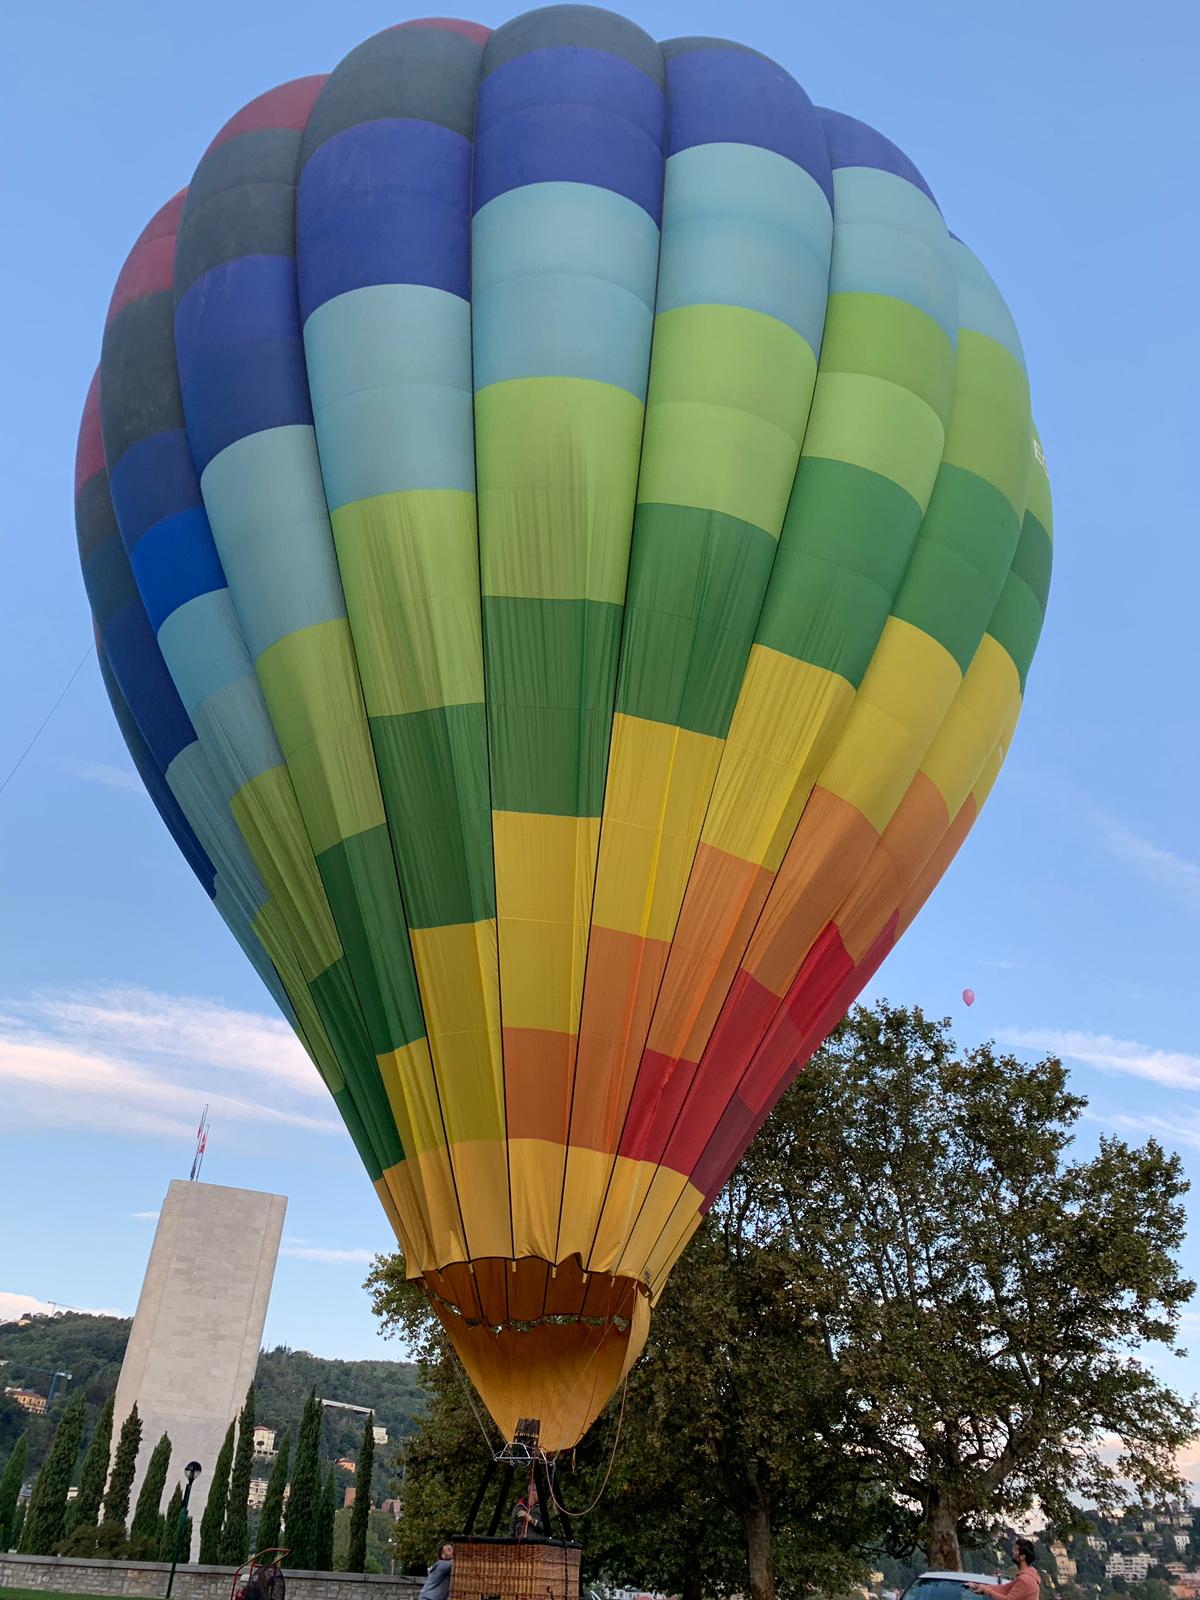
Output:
top-left (0, 1312), bottom-right (425, 1487)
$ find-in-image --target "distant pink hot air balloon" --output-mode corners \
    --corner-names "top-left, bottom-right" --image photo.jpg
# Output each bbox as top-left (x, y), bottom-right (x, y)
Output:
top-left (962, 988), bottom-right (976, 1007)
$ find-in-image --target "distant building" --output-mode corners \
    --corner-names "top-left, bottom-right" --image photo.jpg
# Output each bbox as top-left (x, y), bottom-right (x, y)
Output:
top-left (3, 1388), bottom-right (47, 1416)
top-left (1050, 1542), bottom-right (1077, 1582)
top-left (249, 1479), bottom-right (289, 1511)
top-left (252, 1425), bottom-right (277, 1456)
top-left (343, 1487), bottom-right (356, 1509)
top-left (380, 1498), bottom-right (402, 1519)
top-left (1177, 1536), bottom-right (1191, 1554)
top-left (335, 1457), bottom-right (356, 1473)
top-left (1088, 1537), bottom-right (1109, 1553)
top-left (1108, 1554), bottom-right (1152, 1582)
top-left (372, 1425), bottom-right (387, 1446)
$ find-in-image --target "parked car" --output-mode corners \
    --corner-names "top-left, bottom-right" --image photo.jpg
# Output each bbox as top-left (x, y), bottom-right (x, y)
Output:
top-left (901, 1572), bottom-right (1002, 1600)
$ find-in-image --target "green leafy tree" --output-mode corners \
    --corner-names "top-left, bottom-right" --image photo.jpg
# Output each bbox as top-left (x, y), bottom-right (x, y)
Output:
top-left (67, 1394), bottom-right (113, 1532)
top-left (102, 1403), bottom-right (142, 1532)
top-left (130, 1431), bottom-right (172, 1548)
top-left (315, 1466), bottom-right (336, 1571)
top-left (284, 1389), bottom-right (323, 1569)
top-left (221, 1386), bottom-right (256, 1565)
top-left (159, 1482), bottom-right (184, 1562)
top-left (334, 1506), bottom-right (396, 1575)
top-left (346, 1411), bottom-right (375, 1572)
top-left (768, 1003), bottom-right (1199, 1568)
top-left (199, 1418), bottom-right (236, 1564)
top-left (20, 1390), bottom-right (86, 1554)
top-left (0, 1313), bottom-right (129, 1470)
top-left (1129, 1584), bottom-right (1173, 1600)
top-left (256, 1429), bottom-right (290, 1555)
top-left (0, 1434), bottom-right (27, 1549)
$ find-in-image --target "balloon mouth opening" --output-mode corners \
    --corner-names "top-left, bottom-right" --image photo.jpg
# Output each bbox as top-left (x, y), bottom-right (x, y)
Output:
top-left (424, 1257), bottom-right (646, 1333)
top-left (423, 1256), bottom-right (651, 1450)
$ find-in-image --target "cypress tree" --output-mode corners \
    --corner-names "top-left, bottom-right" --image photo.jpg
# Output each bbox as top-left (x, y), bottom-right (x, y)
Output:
top-left (199, 1418), bottom-right (236, 1564)
top-left (20, 1390), bottom-right (86, 1554)
top-left (102, 1404), bottom-right (142, 1532)
top-left (220, 1386), bottom-right (256, 1565)
top-left (256, 1429), bottom-right (289, 1555)
top-left (158, 1483), bottom-right (184, 1563)
top-left (0, 1434), bottom-right (27, 1550)
top-left (346, 1412), bottom-right (374, 1573)
top-left (130, 1432), bottom-right (172, 1545)
top-left (11, 1501), bottom-right (26, 1549)
top-left (68, 1394), bottom-right (113, 1532)
top-left (184, 1512), bottom-right (193, 1561)
top-left (283, 1389), bottom-right (322, 1569)
top-left (314, 1466), bottom-right (336, 1572)
top-left (103, 1408), bottom-right (143, 1529)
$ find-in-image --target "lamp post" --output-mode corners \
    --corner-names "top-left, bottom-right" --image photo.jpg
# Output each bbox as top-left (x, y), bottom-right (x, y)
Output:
top-left (165, 1461), bottom-right (202, 1600)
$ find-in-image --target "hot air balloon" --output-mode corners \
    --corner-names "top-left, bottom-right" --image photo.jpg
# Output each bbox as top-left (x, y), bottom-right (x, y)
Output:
top-left (76, 8), bottom-right (1052, 1453)
top-left (963, 988), bottom-right (977, 1006)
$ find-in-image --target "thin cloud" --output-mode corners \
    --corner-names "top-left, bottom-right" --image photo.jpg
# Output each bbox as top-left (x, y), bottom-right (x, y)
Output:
top-left (979, 959), bottom-right (1023, 970)
top-left (22, 985), bottom-right (322, 1098)
top-left (281, 1244), bottom-right (375, 1264)
top-left (999, 1027), bottom-right (1200, 1092)
top-left (130, 1211), bottom-right (160, 1222)
top-left (1013, 770), bottom-right (1200, 917)
top-left (0, 1290), bottom-right (126, 1321)
top-left (1087, 1108), bottom-right (1200, 1154)
top-left (0, 986), bottom-right (342, 1142)
top-left (1089, 808), bottom-right (1200, 914)
top-left (68, 760), bottom-right (144, 794)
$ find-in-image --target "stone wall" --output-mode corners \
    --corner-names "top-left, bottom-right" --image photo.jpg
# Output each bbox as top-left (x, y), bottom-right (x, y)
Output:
top-left (0, 1553), bottom-right (423, 1600)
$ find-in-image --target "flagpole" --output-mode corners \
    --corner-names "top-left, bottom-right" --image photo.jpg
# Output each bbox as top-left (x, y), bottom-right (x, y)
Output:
top-left (189, 1105), bottom-right (209, 1182)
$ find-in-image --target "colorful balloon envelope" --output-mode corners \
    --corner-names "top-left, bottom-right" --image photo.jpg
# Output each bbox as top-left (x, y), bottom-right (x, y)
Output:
top-left (76, 8), bottom-right (1052, 1449)
top-left (963, 988), bottom-right (977, 1006)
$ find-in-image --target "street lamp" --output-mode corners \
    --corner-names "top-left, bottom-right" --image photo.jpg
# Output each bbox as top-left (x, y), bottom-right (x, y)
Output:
top-left (165, 1461), bottom-right (202, 1600)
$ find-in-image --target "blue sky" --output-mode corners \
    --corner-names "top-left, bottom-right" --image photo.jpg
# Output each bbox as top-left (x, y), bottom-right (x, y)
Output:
top-left (1, 0), bottom-right (1198, 1449)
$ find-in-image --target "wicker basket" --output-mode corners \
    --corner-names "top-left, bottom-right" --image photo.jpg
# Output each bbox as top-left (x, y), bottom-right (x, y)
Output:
top-left (449, 1536), bottom-right (581, 1600)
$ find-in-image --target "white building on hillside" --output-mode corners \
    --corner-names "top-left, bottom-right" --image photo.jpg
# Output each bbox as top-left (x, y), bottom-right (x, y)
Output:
top-left (1108, 1554), bottom-right (1152, 1582)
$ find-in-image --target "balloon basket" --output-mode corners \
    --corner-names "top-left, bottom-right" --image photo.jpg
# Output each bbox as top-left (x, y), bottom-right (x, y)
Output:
top-left (449, 1536), bottom-right (581, 1600)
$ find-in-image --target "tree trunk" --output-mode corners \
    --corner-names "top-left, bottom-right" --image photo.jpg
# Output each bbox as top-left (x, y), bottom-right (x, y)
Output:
top-left (681, 1564), bottom-right (704, 1600)
top-left (742, 1497), bottom-right (775, 1600)
top-left (924, 1496), bottom-right (962, 1571)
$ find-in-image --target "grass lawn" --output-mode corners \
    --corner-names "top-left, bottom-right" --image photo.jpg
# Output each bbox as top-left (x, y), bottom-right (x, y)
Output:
top-left (0, 1588), bottom-right (109, 1600)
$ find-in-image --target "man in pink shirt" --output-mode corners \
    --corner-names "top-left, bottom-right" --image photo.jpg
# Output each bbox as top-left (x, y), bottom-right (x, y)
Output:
top-left (968, 1539), bottom-right (1040, 1600)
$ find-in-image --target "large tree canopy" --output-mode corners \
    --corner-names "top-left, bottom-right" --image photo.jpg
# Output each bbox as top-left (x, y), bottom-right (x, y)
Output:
top-left (368, 1004), bottom-right (1197, 1589)
top-left (756, 1003), bottom-right (1198, 1566)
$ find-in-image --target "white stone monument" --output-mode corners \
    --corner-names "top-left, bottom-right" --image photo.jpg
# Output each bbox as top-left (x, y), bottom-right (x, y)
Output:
top-left (112, 1179), bottom-right (286, 1543)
